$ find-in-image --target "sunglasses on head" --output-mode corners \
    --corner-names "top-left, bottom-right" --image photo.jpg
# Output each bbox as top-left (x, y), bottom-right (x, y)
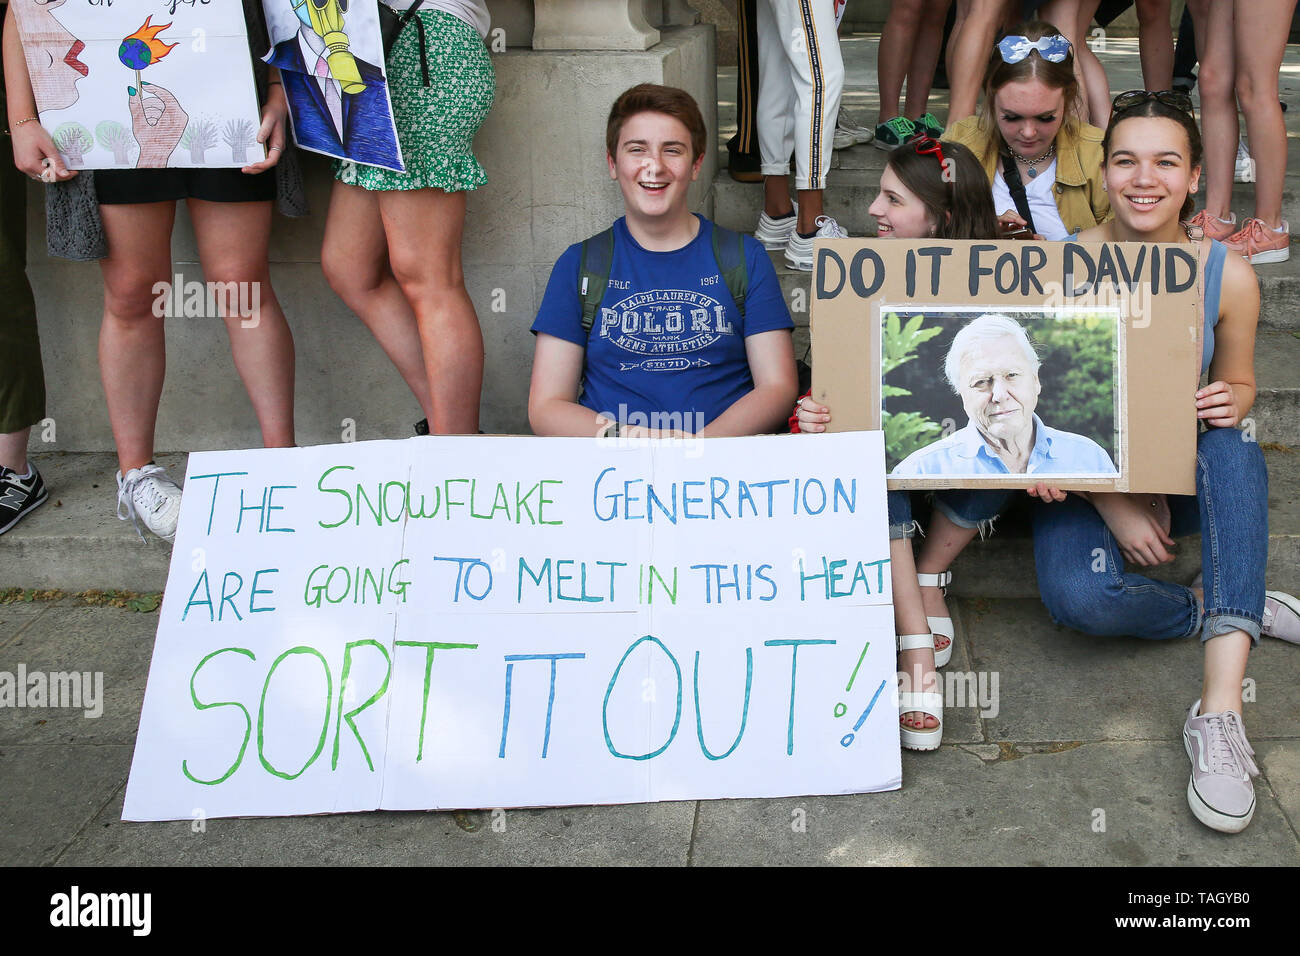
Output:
top-left (997, 34), bottom-right (1071, 64)
top-left (1111, 89), bottom-right (1194, 115)
top-left (912, 136), bottom-right (947, 169)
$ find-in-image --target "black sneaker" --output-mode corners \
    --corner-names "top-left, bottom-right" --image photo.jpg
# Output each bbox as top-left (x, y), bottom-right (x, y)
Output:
top-left (0, 464), bottom-right (48, 535)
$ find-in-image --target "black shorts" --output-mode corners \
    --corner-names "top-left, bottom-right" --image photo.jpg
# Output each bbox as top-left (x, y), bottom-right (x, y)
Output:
top-left (95, 167), bottom-right (276, 205)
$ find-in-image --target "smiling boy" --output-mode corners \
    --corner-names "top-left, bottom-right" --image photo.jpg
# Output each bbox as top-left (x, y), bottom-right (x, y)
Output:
top-left (528, 84), bottom-right (797, 439)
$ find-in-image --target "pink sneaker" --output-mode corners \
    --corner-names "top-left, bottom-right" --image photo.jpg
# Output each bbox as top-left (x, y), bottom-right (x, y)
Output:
top-left (1263, 590), bottom-right (1300, 644)
top-left (1182, 700), bottom-right (1258, 833)
top-left (1223, 217), bottom-right (1291, 264)
top-left (1186, 210), bottom-right (1238, 242)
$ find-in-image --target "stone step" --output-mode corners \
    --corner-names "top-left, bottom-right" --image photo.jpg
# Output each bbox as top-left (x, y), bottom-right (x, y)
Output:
top-left (713, 163), bottom-right (1300, 258)
top-left (2, 448), bottom-right (1297, 598)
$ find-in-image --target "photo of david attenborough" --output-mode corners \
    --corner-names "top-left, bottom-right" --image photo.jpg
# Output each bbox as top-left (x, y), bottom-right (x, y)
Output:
top-left (887, 311), bottom-right (1119, 478)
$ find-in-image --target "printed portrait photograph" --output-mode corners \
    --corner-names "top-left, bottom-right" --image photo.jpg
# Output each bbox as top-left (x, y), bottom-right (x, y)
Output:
top-left (880, 307), bottom-right (1121, 479)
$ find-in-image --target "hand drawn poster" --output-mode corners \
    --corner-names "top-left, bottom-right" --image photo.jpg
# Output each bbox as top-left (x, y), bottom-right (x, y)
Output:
top-left (10, 0), bottom-right (263, 169)
top-left (810, 239), bottom-right (1204, 494)
top-left (123, 434), bottom-right (899, 821)
top-left (259, 0), bottom-right (404, 171)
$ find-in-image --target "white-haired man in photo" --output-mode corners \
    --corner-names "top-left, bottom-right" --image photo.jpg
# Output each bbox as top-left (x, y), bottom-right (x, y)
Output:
top-left (894, 314), bottom-right (1117, 476)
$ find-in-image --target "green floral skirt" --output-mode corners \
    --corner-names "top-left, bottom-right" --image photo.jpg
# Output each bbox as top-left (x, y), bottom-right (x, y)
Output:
top-left (335, 10), bottom-right (495, 192)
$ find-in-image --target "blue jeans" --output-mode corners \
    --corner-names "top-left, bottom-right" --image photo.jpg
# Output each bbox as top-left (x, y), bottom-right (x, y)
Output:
top-left (888, 489), bottom-right (1013, 540)
top-left (1032, 427), bottom-right (1268, 643)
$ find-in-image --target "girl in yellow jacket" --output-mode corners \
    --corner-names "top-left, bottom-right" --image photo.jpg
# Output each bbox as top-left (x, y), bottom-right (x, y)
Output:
top-left (943, 20), bottom-right (1111, 240)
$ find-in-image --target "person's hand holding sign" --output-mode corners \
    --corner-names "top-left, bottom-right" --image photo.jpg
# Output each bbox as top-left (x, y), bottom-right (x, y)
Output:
top-left (794, 397), bottom-right (832, 433)
top-left (1196, 380), bottom-right (1244, 428)
top-left (242, 71), bottom-right (289, 175)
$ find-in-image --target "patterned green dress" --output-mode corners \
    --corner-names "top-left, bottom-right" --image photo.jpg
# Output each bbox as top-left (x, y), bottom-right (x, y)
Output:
top-left (335, 9), bottom-right (495, 192)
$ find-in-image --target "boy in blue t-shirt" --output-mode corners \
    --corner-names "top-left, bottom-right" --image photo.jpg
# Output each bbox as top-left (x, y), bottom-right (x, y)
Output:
top-left (529, 84), bottom-right (797, 438)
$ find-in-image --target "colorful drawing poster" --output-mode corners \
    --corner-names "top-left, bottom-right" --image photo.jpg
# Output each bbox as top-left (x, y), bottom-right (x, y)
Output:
top-left (122, 434), bottom-right (900, 821)
top-left (259, 0), bottom-right (404, 172)
top-left (10, 0), bottom-right (263, 170)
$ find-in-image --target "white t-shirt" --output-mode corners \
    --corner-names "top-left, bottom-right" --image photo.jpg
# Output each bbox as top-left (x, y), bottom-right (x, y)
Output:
top-left (383, 1), bottom-right (490, 40)
top-left (991, 158), bottom-right (1070, 241)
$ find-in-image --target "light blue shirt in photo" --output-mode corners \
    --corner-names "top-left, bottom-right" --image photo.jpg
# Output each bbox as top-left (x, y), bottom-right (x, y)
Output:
top-left (892, 414), bottom-right (1118, 476)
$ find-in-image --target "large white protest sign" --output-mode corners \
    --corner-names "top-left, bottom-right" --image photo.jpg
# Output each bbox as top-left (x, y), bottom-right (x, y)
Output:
top-left (11, 0), bottom-right (262, 170)
top-left (123, 435), bottom-right (899, 821)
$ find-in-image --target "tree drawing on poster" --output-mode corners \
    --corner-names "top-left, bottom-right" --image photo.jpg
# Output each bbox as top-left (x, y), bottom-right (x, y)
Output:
top-left (10, 0), bottom-right (262, 169)
top-left (882, 307), bottom-right (1121, 478)
top-left (260, 0), bottom-right (404, 171)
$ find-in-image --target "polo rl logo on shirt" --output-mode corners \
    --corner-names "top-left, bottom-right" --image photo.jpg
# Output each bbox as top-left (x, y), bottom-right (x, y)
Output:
top-left (597, 288), bottom-right (735, 368)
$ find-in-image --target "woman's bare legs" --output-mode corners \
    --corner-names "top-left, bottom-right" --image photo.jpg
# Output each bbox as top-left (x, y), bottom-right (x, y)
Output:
top-left (904, 0), bottom-right (953, 123)
top-left (1074, 0), bottom-right (1112, 126)
top-left (321, 182), bottom-right (433, 420)
top-left (1187, 0), bottom-right (1237, 221)
top-left (914, 507), bottom-right (980, 637)
top-left (893, 538), bottom-right (940, 731)
top-left (947, 0), bottom-right (1012, 122)
top-left (878, 0), bottom-right (925, 126)
top-left (1135, 0), bottom-right (1173, 91)
top-left (98, 202), bottom-right (176, 474)
top-left (188, 200), bottom-right (295, 448)
top-left (1234, 0), bottom-right (1295, 228)
top-left (379, 188), bottom-right (483, 434)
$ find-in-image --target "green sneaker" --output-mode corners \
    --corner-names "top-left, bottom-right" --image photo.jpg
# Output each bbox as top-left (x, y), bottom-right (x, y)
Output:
top-left (915, 112), bottom-right (945, 139)
top-left (872, 115), bottom-right (918, 150)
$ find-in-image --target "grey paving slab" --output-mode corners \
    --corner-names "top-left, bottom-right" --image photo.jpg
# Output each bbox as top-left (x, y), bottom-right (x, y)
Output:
top-left (57, 796), bottom-right (695, 867)
top-left (1257, 741), bottom-right (1300, 836)
top-left (968, 597), bottom-right (1206, 742)
top-left (0, 744), bottom-right (132, 866)
top-left (0, 607), bottom-right (159, 745)
top-left (966, 599), bottom-right (1300, 743)
top-left (689, 741), bottom-right (1300, 866)
top-left (0, 604), bottom-right (49, 646)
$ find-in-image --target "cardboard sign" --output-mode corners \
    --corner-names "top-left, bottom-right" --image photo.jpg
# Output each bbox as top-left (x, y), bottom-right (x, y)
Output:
top-left (123, 435), bottom-right (900, 821)
top-left (11, 0), bottom-right (262, 170)
top-left (810, 240), bottom-right (1203, 494)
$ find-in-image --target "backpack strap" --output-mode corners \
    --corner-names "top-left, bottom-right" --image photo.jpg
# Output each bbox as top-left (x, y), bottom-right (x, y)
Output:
top-left (711, 223), bottom-right (748, 318)
top-left (578, 227), bottom-right (616, 335)
top-left (579, 222), bottom-right (749, 333)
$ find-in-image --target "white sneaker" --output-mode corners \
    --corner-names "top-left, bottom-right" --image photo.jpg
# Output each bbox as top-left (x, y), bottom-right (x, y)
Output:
top-left (117, 463), bottom-right (182, 542)
top-left (784, 215), bottom-right (849, 272)
top-left (836, 110), bottom-right (875, 146)
top-left (1235, 140), bottom-right (1255, 183)
top-left (832, 126), bottom-right (855, 150)
top-left (754, 200), bottom-right (799, 251)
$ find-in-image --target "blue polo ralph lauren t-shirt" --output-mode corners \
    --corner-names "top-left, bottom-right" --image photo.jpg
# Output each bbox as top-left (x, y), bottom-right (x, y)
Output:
top-left (531, 215), bottom-right (793, 431)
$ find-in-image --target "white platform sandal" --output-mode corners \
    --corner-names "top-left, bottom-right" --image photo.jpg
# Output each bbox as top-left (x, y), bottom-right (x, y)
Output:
top-left (897, 633), bottom-right (943, 751)
top-left (917, 570), bottom-right (954, 668)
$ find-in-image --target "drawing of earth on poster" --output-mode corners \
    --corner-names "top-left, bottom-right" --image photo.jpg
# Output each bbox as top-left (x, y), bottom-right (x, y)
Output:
top-left (10, 0), bottom-right (262, 169)
top-left (260, 0), bottom-right (404, 172)
top-left (882, 307), bottom-right (1122, 479)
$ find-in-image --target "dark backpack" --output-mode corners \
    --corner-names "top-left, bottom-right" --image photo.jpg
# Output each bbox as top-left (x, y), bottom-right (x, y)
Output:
top-left (576, 223), bottom-right (749, 334)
